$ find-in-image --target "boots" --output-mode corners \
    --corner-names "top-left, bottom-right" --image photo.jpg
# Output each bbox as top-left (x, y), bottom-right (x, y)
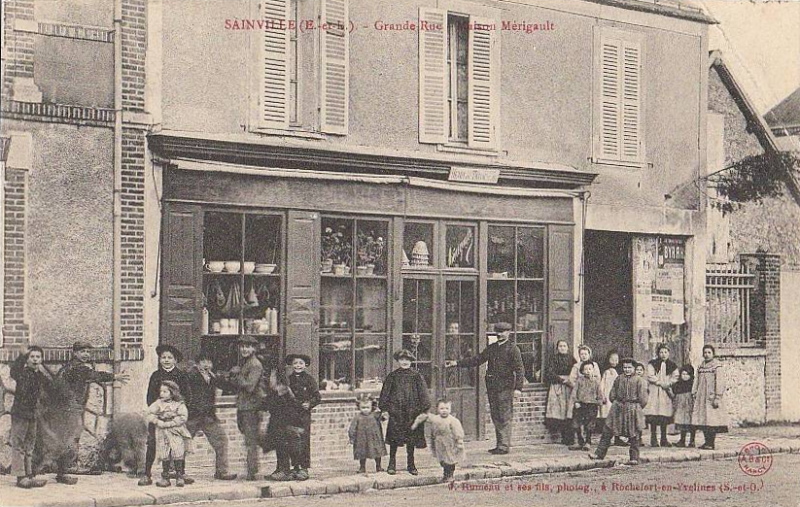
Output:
top-left (24, 458), bottom-right (47, 488)
top-left (406, 446), bottom-right (418, 475)
top-left (358, 459), bottom-right (367, 474)
top-left (175, 460), bottom-right (185, 487)
top-left (649, 426), bottom-right (659, 447)
top-left (375, 457), bottom-right (383, 472)
top-left (387, 447), bottom-right (397, 475)
top-left (688, 430), bottom-right (696, 448)
top-left (156, 461), bottom-right (171, 487)
top-left (675, 431), bottom-right (687, 447)
top-left (659, 425), bottom-right (671, 447)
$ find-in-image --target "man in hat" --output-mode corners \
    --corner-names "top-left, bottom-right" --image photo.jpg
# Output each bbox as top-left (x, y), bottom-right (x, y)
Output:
top-left (223, 335), bottom-right (264, 480)
top-left (185, 352), bottom-right (237, 480)
top-left (139, 344), bottom-right (192, 486)
top-left (281, 354), bottom-right (320, 479)
top-left (43, 341), bottom-right (130, 484)
top-left (445, 323), bottom-right (524, 454)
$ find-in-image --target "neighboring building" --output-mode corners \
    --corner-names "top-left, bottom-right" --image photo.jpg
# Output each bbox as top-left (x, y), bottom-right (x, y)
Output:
top-left (2, 0), bottom-right (721, 472)
top-left (705, 51), bottom-right (800, 423)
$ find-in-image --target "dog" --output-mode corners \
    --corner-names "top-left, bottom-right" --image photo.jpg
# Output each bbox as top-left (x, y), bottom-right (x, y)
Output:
top-left (100, 412), bottom-right (148, 477)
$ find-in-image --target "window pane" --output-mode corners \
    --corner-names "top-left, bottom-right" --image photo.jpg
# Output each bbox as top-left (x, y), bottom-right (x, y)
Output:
top-left (356, 278), bottom-right (386, 333)
top-left (244, 215), bottom-right (282, 270)
top-left (516, 280), bottom-right (544, 332)
top-left (404, 222), bottom-right (434, 268)
top-left (518, 227), bottom-right (544, 278)
top-left (356, 334), bottom-right (386, 390)
top-left (445, 225), bottom-right (476, 268)
top-left (321, 217), bottom-right (354, 272)
top-left (515, 332), bottom-right (542, 383)
top-left (204, 212), bottom-right (241, 264)
top-left (457, 65), bottom-right (468, 101)
top-left (457, 101), bottom-right (468, 140)
top-left (488, 226), bottom-right (515, 276)
top-left (356, 220), bottom-right (388, 275)
top-left (445, 280), bottom-right (477, 388)
top-left (487, 280), bottom-right (515, 332)
top-left (320, 276), bottom-right (353, 388)
top-left (402, 278), bottom-right (434, 387)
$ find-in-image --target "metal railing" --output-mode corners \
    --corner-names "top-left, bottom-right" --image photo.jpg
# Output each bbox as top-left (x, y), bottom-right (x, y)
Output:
top-left (705, 263), bottom-right (760, 347)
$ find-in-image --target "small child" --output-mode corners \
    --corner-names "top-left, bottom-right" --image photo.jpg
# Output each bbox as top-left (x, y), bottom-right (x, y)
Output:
top-left (285, 354), bottom-right (320, 478)
top-left (413, 399), bottom-right (465, 482)
top-left (147, 381), bottom-right (193, 487)
top-left (589, 357), bottom-right (649, 465)
top-left (634, 362), bottom-right (647, 439)
top-left (348, 395), bottom-right (387, 473)
top-left (262, 369), bottom-right (307, 481)
top-left (568, 362), bottom-right (605, 451)
top-left (598, 351), bottom-right (625, 447)
top-left (672, 365), bottom-right (696, 447)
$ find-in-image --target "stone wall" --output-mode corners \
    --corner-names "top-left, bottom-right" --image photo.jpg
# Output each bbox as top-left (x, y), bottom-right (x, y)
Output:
top-left (715, 352), bottom-right (766, 426)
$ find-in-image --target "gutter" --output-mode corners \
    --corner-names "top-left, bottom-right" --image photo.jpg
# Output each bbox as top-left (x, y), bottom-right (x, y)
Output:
top-left (112, 0), bottom-right (123, 412)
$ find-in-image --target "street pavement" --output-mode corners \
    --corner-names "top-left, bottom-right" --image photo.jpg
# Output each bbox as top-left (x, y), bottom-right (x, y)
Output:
top-left (0, 425), bottom-right (797, 507)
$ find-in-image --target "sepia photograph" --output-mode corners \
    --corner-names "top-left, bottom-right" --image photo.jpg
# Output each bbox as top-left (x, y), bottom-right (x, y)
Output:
top-left (0, 0), bottom-right (798, 506)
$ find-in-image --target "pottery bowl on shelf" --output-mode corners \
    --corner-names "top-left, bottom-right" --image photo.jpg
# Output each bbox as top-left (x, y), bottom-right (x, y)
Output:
top-left (255, 263), bottom-right (277, 274)
top-left (224, 261), bottom-right (241, 273)
top-left (242, 261), bottom-right (256, 274)
top-left (205, 261), bottom-right (225, 272)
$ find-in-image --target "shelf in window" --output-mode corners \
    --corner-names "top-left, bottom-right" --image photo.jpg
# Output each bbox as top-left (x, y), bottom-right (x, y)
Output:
top-left (203, 271), bottom-right (243, 276)
top-left (355, 274), bottom-right (387, 279)
top-left (514, 330), bottom-right (544, 334)
top-left (354, 331), bottom-right (386, 336)
top-left (516, 277), bottom-right (545, 282)
top-left (202, 334), bottom-right (281, 338)
top-left (321, 273), bottom-right (354, 278)
top-left (244, 273), bottom-right (281, 277)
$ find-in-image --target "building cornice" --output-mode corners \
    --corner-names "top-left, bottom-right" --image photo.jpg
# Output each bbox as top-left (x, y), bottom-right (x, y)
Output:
top-left (148, 130), bottom-right (597, 188)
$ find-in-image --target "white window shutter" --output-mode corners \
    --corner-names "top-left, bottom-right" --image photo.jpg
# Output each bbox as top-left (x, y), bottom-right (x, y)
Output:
top-left (320, 0), bottom-right (349, 134)
top-left (468, 16), bottom-right (497, 149)
top-left (599, 38), bottom-right (622, 160)
top-left (620, 41), bottom-right (641, 162)
top-left (418, 7), bottom-right (447, 144)
top-left (260, 0), bottom-right (290, 129)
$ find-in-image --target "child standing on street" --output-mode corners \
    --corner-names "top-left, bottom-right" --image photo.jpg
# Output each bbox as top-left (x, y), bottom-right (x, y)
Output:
top-left (672, 365), bottom-right (696, 447)
top-left (413, 399), bottom-right (466, 482)
top-left (589, 357), bottom-right (649, 465)
top-left (569, 362), bottom-right (605, 450)
top-left (285, 354), bottom-right (320, 478)
top-left (348, 395), bottom-right (386, 473)
top-left (147, 381), bottom-right (193, 487)
top-left (10, 347), bottom-right (51, 489)
top-left (598, 351), bottom-right (624, 446)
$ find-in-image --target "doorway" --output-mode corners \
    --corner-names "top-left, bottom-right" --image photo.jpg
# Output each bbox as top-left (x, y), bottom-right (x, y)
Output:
top-left (401, 276), bottom-right (479, 440)
top-left (583, 231), bottom-right (633, 364)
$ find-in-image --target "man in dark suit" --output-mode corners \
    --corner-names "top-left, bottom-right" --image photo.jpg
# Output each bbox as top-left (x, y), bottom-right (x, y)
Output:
top-left (445, 323), bottom-right (525, 454)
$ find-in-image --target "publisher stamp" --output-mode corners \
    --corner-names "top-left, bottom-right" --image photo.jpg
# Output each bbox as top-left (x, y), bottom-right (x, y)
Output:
top-left (737, 441), bottom-right (773, 476)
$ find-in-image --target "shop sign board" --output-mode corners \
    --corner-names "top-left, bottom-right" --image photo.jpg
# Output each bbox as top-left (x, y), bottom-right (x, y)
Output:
top-left (448, 166), bottom-right (500, 184)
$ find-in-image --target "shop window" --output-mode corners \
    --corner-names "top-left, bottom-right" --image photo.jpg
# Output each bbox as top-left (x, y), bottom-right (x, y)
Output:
top-left (402, 278), bottom-right (435, 387)
top-left (403, 221), bottom-right (435, 269)
top-left (201, 212), bottom-right (283, 383)
top-left (319, 217), bottom-right (389, 391)
top-left (444, 280), bottom-right (477, 388)
top-left (445, 224), bottom-right (476, 269)
top-left (487, 225), bottom-right (545, 383)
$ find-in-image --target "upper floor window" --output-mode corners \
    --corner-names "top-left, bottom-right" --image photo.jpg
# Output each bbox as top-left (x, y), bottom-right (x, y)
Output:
top-left (419, 8), bottom-right (499, 150)
top-left (256, 0), bottom-right (349, 134)
top-left (594, 27), bottom-right (644, 165)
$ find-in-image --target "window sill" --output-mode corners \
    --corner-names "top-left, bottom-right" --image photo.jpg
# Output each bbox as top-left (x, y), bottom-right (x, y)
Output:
top-left (254, 128), bottom-right (327, 140)
top-left (591, 157), bottom-right (648, 170)
top-left (437, 143), bottom-right (500, 157)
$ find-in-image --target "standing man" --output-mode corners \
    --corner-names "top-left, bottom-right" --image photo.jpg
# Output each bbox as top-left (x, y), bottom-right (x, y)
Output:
top-left (50, 341), bottom-right (129, 484)
top-left (185, 352), bottom-right (237, 480)
top-left (445, 323), bottom-right (524, 454)
top-left (224, 335), bottom-right (264, 480)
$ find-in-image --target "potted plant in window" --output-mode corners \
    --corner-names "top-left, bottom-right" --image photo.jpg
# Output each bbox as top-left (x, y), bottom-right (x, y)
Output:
top-left (357, 231), bottom-right (385, 276)
top-left (321, 227), bottom-right (336, 273)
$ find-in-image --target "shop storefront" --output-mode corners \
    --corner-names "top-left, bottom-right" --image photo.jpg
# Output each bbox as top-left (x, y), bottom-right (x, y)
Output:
top-left (159, 156), bottom-right (586, 460)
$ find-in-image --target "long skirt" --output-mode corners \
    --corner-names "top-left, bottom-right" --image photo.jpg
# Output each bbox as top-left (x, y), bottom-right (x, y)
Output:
top-left (545, 383), bottom-right (571, 425)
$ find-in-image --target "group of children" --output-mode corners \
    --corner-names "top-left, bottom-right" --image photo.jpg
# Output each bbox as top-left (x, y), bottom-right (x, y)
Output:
top-left (546, 341), bottom-right (729, 465)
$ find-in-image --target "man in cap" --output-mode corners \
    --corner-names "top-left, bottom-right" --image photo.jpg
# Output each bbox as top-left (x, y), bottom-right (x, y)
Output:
top-left (41, 342), bottom-right (130, 484)
top-left (223, 335), bottom-right (264, 480)
top-left (445, 323), bottom-right (524, 454)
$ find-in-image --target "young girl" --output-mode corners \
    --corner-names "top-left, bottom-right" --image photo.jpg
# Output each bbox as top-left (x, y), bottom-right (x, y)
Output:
top-left (589, 357), bottom-right (649, 465)
top-left (414, 399), bottom-right (466, 482)
top-left (644, 344), bottom-right (678, 447)
top-left (568, 362), bottom-right (605, 451)
top-left (544, 340), bottom-right (577, 446)
top-left (598, 351), bottom-right (624, 446)
top-left (672, 365), bottom-right (695, 447)
top-left (147, 381), bottom-right (193, 487)
top-left (379, 349), bottom-right (430, 475)
top-left (692, 345), bottom-right (729, 450)
top-left (348, 395), bottom-right (386, 473)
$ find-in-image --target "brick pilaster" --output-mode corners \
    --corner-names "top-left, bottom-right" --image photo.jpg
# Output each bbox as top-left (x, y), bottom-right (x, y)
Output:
top-left (121, 0), bottom-right (146, 112)
top-left (741, 252), bottom-right (781, 420)
top-left (2, 0), bottom-right (36, 100)
top-left (3, 168), bottom-right (30, 344)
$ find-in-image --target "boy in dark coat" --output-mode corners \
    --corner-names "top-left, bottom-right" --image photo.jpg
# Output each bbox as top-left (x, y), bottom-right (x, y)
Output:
top-left (262, 368), bottom-right (307, 481)
top-left (10, 346), bottom-right (51, 488)
top-left (139, 344), bottom-right (192, 486)
top-left (379, 349), bottom-right (430, 475)
top-left (284, 354), bottom-right (320, 477)
top-left (185, 353), bottom-right (236, 480)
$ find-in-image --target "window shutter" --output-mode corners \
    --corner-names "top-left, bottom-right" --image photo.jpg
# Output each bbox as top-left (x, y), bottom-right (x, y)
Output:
top-left (160, 204), bottom-right (203, 365)
top-left (286, 211), bottom-right (320, 379)
top-left (468, 16), bottom-right (498, 149)
top-left (620, 41), bottom-right (641, 162)
top-left (259, 0), bottom-right (290, 129)
top-left (320, 0), bottom-right (349, 134)
top-left (599, 38), bottom-right (622, 160)
top-left (418, 7), bottom-right (447, 144)
top-left (545, 225), bottom-right (574, 380)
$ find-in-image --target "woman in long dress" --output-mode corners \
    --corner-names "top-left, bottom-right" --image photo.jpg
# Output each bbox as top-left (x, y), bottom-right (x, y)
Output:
top-left (692, 345), bottom-right (729, 450)
top-left (644, 344), bottom-right (679, 447)
top-left (545, 340), bottom-right (576, 446)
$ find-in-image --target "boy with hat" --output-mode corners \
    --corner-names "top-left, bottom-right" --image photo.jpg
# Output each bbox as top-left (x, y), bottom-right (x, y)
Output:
top-left (223, 335), bottom-right (264, 480)
top-left (281, 354), bottom-right (319, 479)
top-left (379, 349), bottom-right (430, 475)
top-left (445, 323), bottom-right (524, 454)
top-left (139, 344), bottom-right (192, 486)
top-left (41, 341), bottom-right (130, 485)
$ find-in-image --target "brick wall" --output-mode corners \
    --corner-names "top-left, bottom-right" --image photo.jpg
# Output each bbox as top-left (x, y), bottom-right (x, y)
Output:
top-left (484, 387), bottom-right (554, 446)
top-left (121, 0), bottom-right (146, 112)
top-left (3, 168), bottom-right (29, 344)
top-left (1, 0), bottom-right (35, 98)
top-left (120, 128), bottom-right (146, 348)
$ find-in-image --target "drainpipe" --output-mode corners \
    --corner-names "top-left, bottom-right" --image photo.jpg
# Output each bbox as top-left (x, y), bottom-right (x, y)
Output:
top-left (112, 0), bottom-right (123, 413)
